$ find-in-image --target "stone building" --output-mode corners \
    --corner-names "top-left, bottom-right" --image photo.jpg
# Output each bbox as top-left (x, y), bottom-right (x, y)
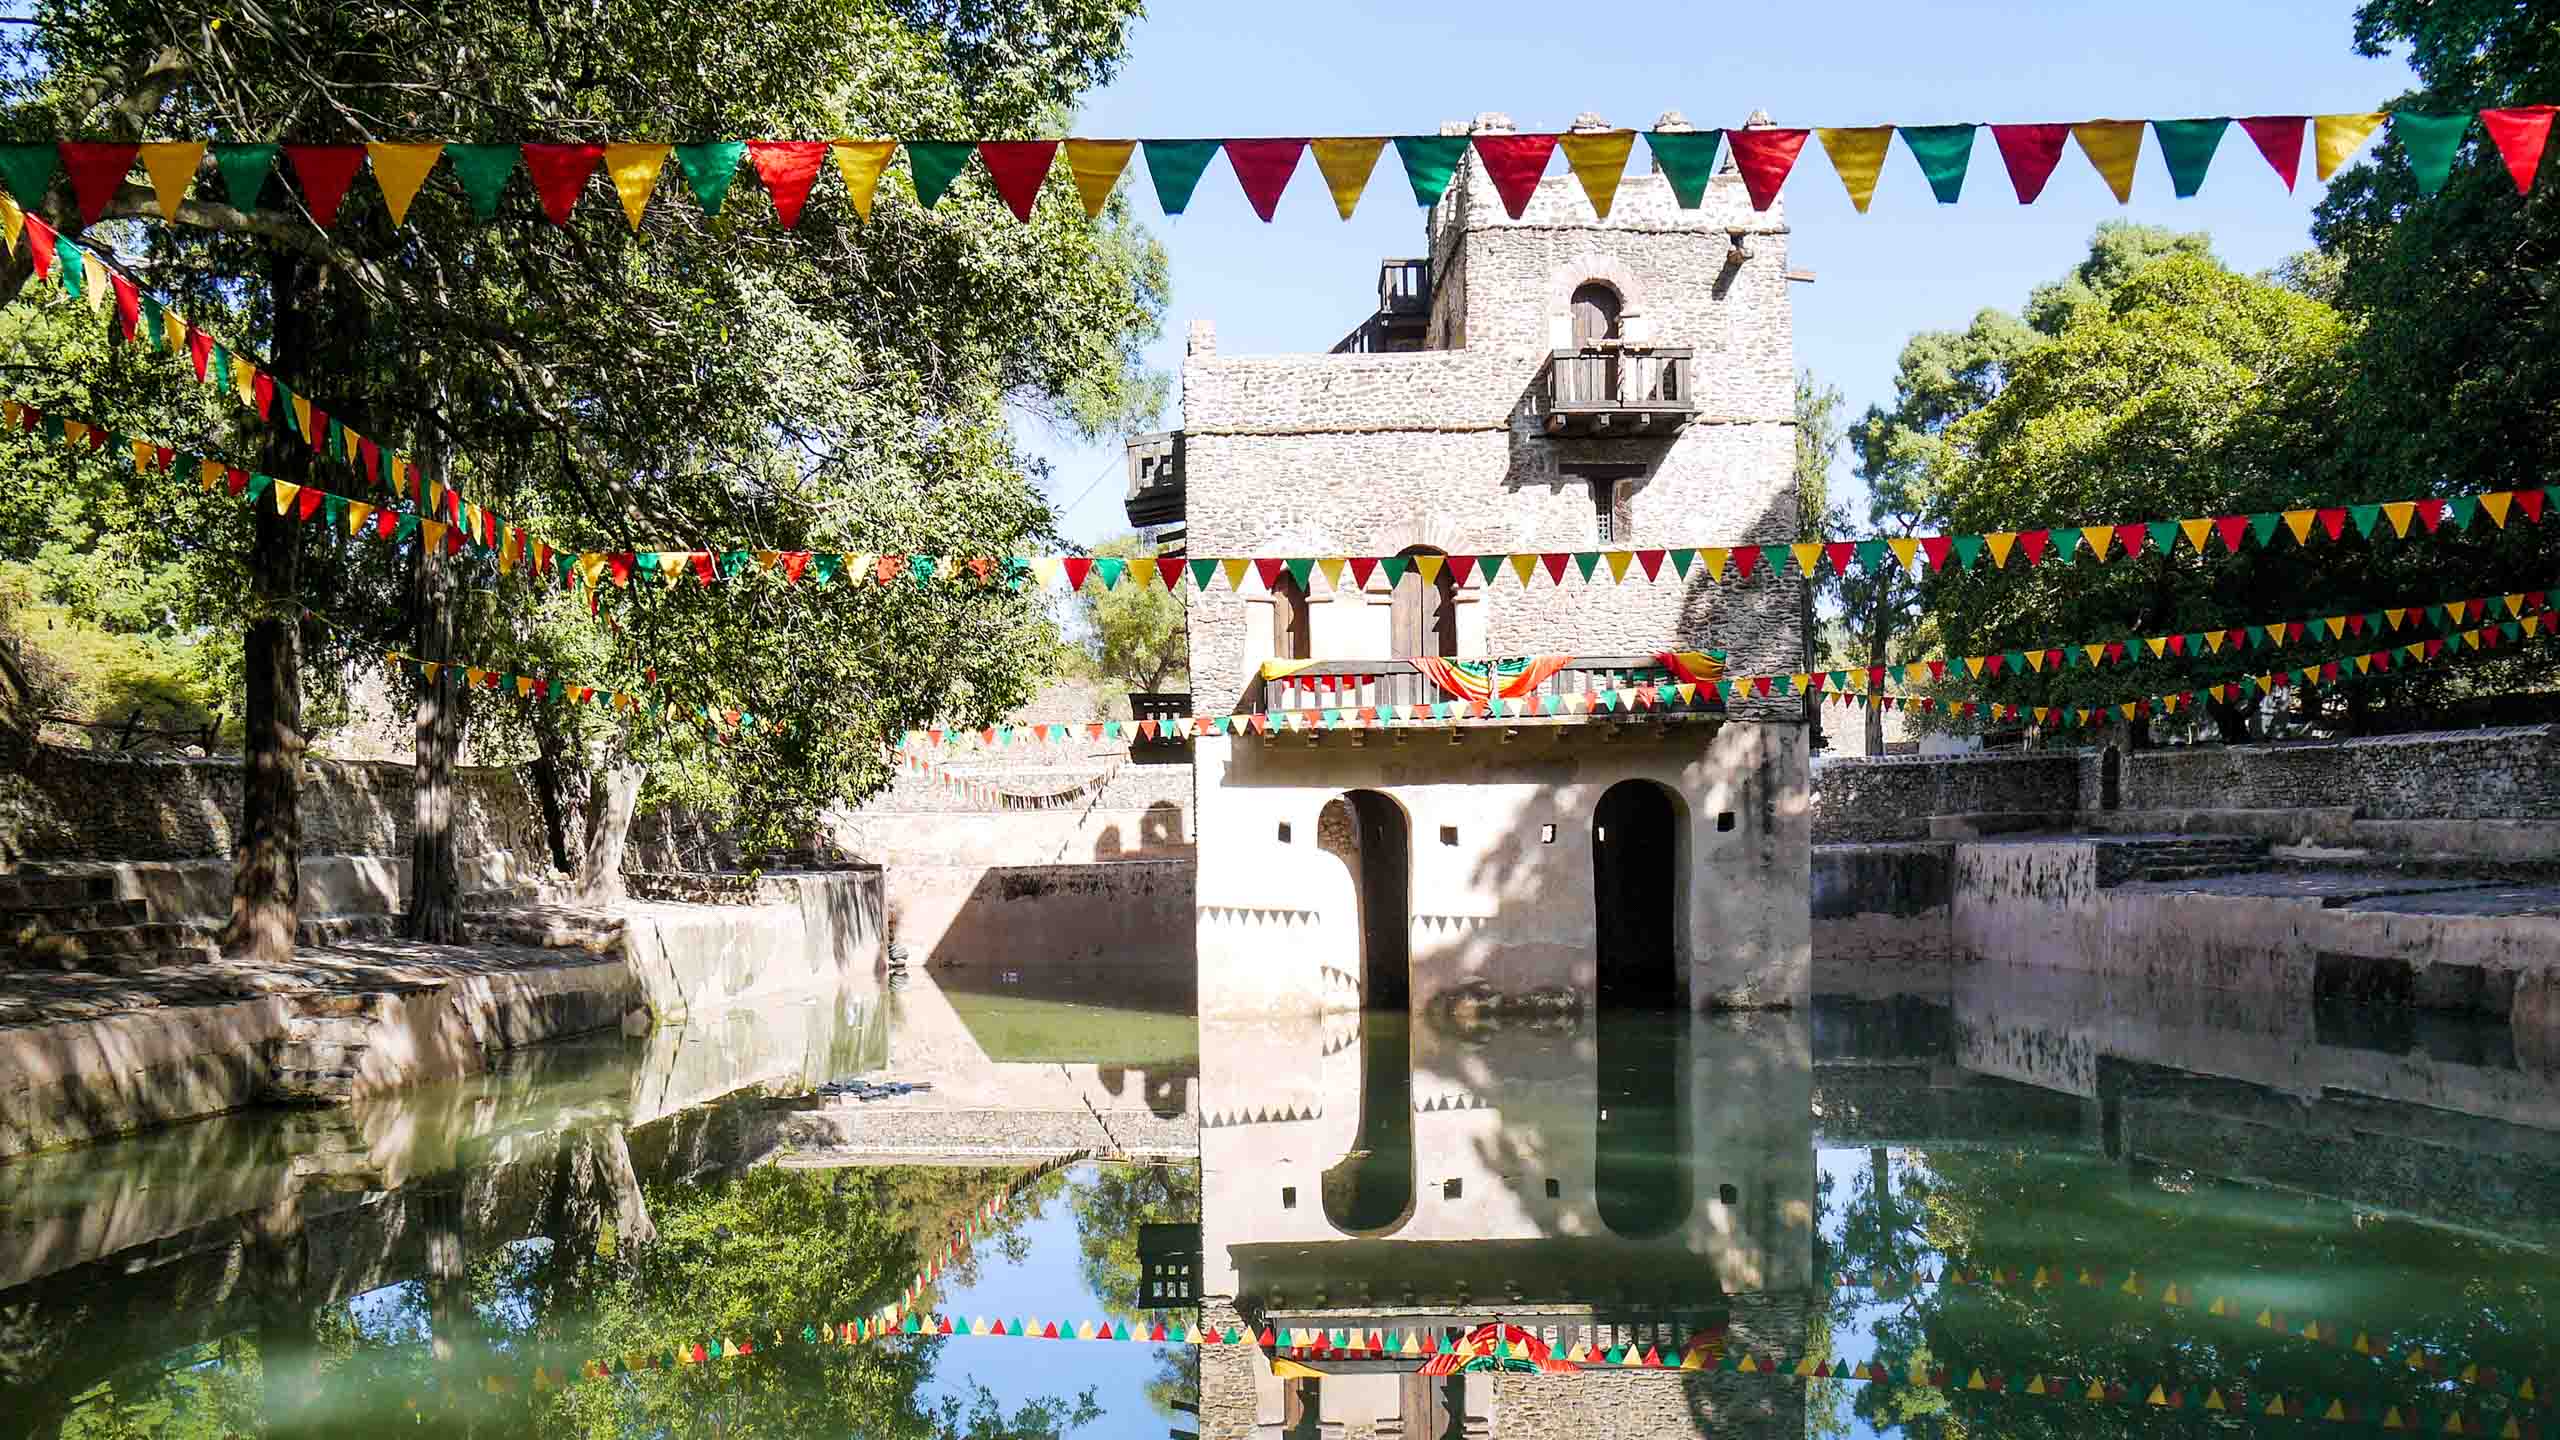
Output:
top-left (1131, 112), bottom-right (1812, 1022)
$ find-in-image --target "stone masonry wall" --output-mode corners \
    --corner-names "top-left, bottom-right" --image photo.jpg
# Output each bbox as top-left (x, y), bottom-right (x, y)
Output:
top-left (1809, 752), bottom-right (2081, 843)
top-left (1180, 120), bottom-right (1801, 723)
top-left (0, 742), bottom-right (548, 868)
top-left (2120, 725), bottom-right (2560, 819)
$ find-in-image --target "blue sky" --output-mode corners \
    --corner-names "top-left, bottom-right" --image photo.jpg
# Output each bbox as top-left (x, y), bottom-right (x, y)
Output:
top-left (1018, 0), bottom-right (2420, 543)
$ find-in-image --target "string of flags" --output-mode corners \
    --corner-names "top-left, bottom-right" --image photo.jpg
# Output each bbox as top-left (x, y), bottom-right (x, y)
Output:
top-left (1830, 1262), bottom-right (2550, 1410)
top-left (1, 109), bottom-right (2550, 244)
top-left (901, 595), bottom-right (2557, 751)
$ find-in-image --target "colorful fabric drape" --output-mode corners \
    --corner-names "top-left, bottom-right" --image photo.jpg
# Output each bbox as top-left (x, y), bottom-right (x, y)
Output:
top-left (1412, 654), bottom-right (1574, 703)
top-left (1654, 650), bottom-right (1728, 685)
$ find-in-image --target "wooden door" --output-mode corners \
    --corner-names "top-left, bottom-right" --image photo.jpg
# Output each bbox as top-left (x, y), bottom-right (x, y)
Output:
top-left (1390, 548), bottom-right (1456, 661)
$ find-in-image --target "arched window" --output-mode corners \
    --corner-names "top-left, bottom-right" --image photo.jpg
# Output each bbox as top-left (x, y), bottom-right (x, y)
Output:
top-left (1270, 571), bottom-right (1311, 660)
top-left (1390, 545), bottom-right (1457, 659)
top-left (1569, 281), bottom-right (1623, 346)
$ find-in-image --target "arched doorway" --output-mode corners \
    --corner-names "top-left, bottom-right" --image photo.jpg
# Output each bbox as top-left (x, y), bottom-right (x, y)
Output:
top-left (1567, 281), bottom-right (1624, 407)
top-left (1319, 790), bottom-right (1415, 1234)
top-left (1390, 545), bottom-right (1457, 661)
top-left (1592, 780), bottom-right (1688, 1235)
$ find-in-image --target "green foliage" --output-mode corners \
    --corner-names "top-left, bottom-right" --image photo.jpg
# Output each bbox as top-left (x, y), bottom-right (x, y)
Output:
top-left (0, 563), bottom-right (229, 737)
top-left (1, 0), bottom-right (1169, 843)
top-left (1793, 369), bottom-right (1844, 539)
top-left (1068, 533), bottom-right (1186, 695)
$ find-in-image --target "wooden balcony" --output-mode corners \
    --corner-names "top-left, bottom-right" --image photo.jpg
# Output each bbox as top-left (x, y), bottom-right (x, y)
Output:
top-left (1123, 430), bottom-right (1185, 528)
top-left (1527, 347), bottom-right (1697, 437)
top-left (1330, 258), bottom-right (1433, 354)
top-left (1240, 658), bottom-right (1725, 722)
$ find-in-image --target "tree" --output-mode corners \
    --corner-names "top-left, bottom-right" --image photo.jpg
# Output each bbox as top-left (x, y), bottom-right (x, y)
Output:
top-left (1, 0), bottom-right (1169, 949)
top-left (1071, 533), bottom-right (1188, 697)
top-left (1794, 370), bottom-right (1843, 749)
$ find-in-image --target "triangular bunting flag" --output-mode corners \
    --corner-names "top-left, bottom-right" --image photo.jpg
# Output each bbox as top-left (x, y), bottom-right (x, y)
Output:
top-left (2073, 120), bottom-right (2146, 201)
top-left (1816, 126), bottom-right (1893, 212)
top-left (1991, 123), bottom-right (2072, 202)
top-left (603, 143), bottom-right (668, 229)
top-left (1142, 139), bottom-right (1219, 215)
top-left (1727, 126), bottom-right (1812, 209)
top-left (1063, 138), bottom-right (1136, 218)
top-left (1560, 129), bottom-right (1634, 217)
top-left (1308, 138), bottom-right (1383, 218)
top-left (830, 140), bottom-right (896, 220)
top-left (1473, 132), bottom-right (1559, 218)
top-left (979, 140), bottom-right (1060, 221)
top-left (365, 142), bottom-right (444, 227)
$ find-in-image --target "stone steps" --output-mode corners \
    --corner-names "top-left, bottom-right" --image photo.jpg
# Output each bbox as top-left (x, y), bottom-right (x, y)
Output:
top-left (2094, 834), bottom-right (2273, 888)
top-left (3, 897), bottom-right (151, 934)
top-left (0, 871), bottom-right (117, 911)
top-left (270, 1010), bottom-right (377, 1102)
top-left (1, 909), bottom-right (402, 973)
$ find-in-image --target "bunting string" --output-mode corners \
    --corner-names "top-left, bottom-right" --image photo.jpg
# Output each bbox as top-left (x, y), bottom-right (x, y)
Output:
top-left (2, 108), bottom-right (2550, 244)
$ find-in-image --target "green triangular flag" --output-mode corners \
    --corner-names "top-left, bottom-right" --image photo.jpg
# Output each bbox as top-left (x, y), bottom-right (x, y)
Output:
top-left (2152, 118), bottom-right (2229, 199)
top-left (2348, 503), bottom-right (2382, 538)
top-left (1103, 719), bottom-right (1122, 740)
top-left (2145, 519), bottom-right (2180, 554)
top-left (1392, 135), bottom-right (1468, 207)
top-left (2501, 621), bottom-right (2521, 642)
top-left (906, 142), bottom-right (973, 209)
top-left (1379, 554), bottom-right (1409, 586)
top-left (1647, 130), bottom-right (1722, 208)
top-left (392, 514), bottom-right (419, 545)
top-left (446, 145), bottom-right (520, 220)
top-left (634, 551), bottom-right (660, 577)
top-left (2002, 650), bottom-right (2028, 674)
top-left (1853, 538), bottom-right (1887, 571)
top-left (908, 554), bottom-right (937, 584)
top-left (1142, 140), bottom-right (1219, 216)
top-left (1572, 551), bottom-right (1602, 582)
top-left (1188, 558), bottom-right (1218, 590)
top-left (2393, 112), bottom-right (2471, 196)
top-left (2049, 528), bottom-right (2083, 563)
top-left (2444, 494), bottom-right (2477, 529)
top-left (2248, 512), bottom-right (2281, 546)
top-left (1475, 554), bottom-right (1505, 584)
top-left (1282, 556), bottom-right (1314, 590)
top-left (244, 473), bottom-right (274, 504)
top-left (1668, 547), bottom-right (1697, 576)
top-left (674, 141), bottom-right (747, 216)
top-left (1899, 125), bottom-right (1975, 204)
top-left (0, 143), bottom-right (59, 209)
top-left (810, 553), bottom-right (841, 584)
top-left (719, 549), bottom-right (754, 578)
top-left (323, 494), bottom-right (346, 533)
top-left (209, 142), bottom-right (277, 212)
top-left (55, 240), bottom-right (84, 298)
top-left (1950, 534), bottom-right (1984, 570)
top-left (1093, 555), bottom-right (1126, 589)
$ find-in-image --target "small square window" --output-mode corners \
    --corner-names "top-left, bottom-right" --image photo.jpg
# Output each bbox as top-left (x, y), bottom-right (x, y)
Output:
top-left (1443, 1178), bottom-right (1463, 1200)
top-left (1716, 811), bottom-right (1736, 833)
top-left (1281, 1186), bottom-right (1296, 1209)
top-left (1277, 821), bottom-right (1292, 844)
top-left (1439, 825), bottom-right (1459, 847)
top-left (1544, 1178), bottom-right (1561, 1199)
top-left (1540, 823), bottom-right (1557, 844)
top-left (1718, 1183), bottom-right (1739, 1206)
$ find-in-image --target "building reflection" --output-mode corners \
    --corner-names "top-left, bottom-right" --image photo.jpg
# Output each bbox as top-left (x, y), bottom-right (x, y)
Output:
top-left (1197, 1008), bottom-right (1815, 1438)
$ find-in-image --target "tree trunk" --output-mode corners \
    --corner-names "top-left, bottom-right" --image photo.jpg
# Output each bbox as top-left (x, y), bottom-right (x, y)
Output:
top-left (1862, 585), bottom-right (1892, 758)
top-left (530, 706), bottom-right (587, 873)
top-left (1799, 575), bottom-right (1824, 751)
top-left (404, 532), bottom-right (468, 943)
top-left (594, 1123), bottom-right (658, 1247)
top-left (222, 248), bottom-right (317, 963)
top-left (575, 766), bottom-right (643, 905)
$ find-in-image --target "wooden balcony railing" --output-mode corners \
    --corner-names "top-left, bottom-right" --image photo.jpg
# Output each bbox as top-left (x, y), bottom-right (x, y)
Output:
top-left (1123, 430), bottom-right (1185, 528)
top-left (1242, 658), bottom-right (1725, 719)
top-left (1527, 346), bottom-right (1697, 437)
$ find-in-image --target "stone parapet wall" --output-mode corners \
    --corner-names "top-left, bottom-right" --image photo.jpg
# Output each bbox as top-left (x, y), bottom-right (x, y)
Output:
top-left (1809, 752), bottom-right (2081, 843)
top-left (2121, 725), bottom-right (2560, 819)
top-left (0, 742), bottom-right (547, 870)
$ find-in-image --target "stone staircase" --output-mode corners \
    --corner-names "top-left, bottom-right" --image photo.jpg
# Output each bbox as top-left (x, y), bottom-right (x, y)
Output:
top-left (270, 994), bottom-right (381, 1102)
top-left (2, 868), bottom-right (405, 974)
top-left (2094, 835), bottom-right (2274, 887)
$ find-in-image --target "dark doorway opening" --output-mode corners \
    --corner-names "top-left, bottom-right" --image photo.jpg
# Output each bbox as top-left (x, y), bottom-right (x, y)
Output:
top-left (1320, 790), bottom-right (1415, 1234)
top-left (1391, 545), bottom-right (1458, 661)
top-left (2100, 745), bottom-right (2122, 810)
top-left (1592, 780), bottom-right (1688, 1235)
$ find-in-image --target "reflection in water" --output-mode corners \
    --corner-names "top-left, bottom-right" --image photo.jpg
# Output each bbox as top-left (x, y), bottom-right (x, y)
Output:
top-left (1322, 1012), bottom-right (1416, 1236)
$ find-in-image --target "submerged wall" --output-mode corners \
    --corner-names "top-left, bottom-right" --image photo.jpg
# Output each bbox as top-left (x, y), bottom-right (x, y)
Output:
top-left (621, 870), bottom-right (886, 1020)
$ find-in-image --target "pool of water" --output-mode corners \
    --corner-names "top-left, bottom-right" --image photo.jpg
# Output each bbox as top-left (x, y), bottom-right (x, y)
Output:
top-left (1, 960), bottom-right (2554, 1438)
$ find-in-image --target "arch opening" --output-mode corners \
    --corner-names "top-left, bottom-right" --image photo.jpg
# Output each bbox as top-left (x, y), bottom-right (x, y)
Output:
top-left (1592, 780), bottom-right (1690, 1236)
top-left (1318, 789), bottom-right (1415, 1235)
top-left (1390, 545), bottom-right (1458, 661)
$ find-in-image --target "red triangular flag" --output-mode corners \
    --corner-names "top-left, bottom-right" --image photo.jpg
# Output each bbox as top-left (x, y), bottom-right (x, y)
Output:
top-left (978, 141), bottom-right (1059, 221)
top-left (1444, 554), bottom-right (1477, 586)
top-left (2017, 527), bottom-right (2052, 564)
top-left (2236, 116), bottom-right (2306, 191)
top-left (1346, 555), bottom-right (1379, 588)
top-left (747, 141), bottom-right (829, 228)
top-left (2480, 106), bottom-right (2557, 194)
top-left (1726, 128), bottom-right (1812, 210)
top-left (1990, 124), bottom-right (2071, 203)
top-left (1635, 548), bottom-right (1665, 579)
top-left (2116, 522), bottom-right (2147, 558)
top-left (1223, 139), bottom-right (1306, 222)
top-left (1253, 557), bottom-right (1288, 591)
top-left (2213, 514), bottom-right (2249, 552)
top-left (1730, 544), bottom-right (1762, 578)
top-left (1062, 556), bottom-right (1095, 590)
top-left (521, 144), bottom-right (603, 225)
top-left (2316, 507), bottom-right (2348, 540)
top-left (2415, 497), bottom-right (2446, 532)
top-left (284, 145), bottom-right (368, 228)
top-left (1473, 133), bottom-right (1558, 218)
top-left (1540, 552), bottom-right (1570, 584)
top-left (59, 142), bottom-right (139, 226)
top-left (1822, 540), bottom-right (1857, 575)
top-left (1920, 535), bottom-right (1953, 569)
top-left (1155, 555), bottom-right (1185, 589)
top-left (2518, 489), bottom-right (2547, 523)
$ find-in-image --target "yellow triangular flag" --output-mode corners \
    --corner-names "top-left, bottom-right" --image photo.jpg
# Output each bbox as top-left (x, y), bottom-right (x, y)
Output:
top-left (2355, 653), bottom-right (2373, 674)
top-left (271, 480), bottom-right (300, 515)
top-left (366, 143), bottom-right (444, 227)
top-left (604, 144), bottom-right (669, 230)
top-left (2145, 635), bottom-right (2169, 658)
top-left (2079, 524), bottom-right (2114, 561)
top-left (1985, 531), bottom-right (2018, 567)
top-left (1219, 557), bottom-right (1250, 591)
top-left (1309, 137), bottom-right (1385, 219)
top-left (832, 140), bottom-right (897, 221)
top-left (2073, 120), bottom-right (2145, 202)
top-left (2179, 517), bottom-right (2213, 552)
top-left (1029, 556), bottom-right (1063, 590)
top-left (1508, 553), bottom-right (1537, 585)
top-left (2325, 615), bottom-right (2348, 639)
top-left (2206, 629), bottom-right (2227, 652)
top-left (2283, 509), bottom-right (2317, 544)
top-left (421, 519), bottom-right (447, 552)
top-left (2024, 648), bottom-right (2047, 673)
top-left (2481, 491), bottom-right (2514, 527)
top-left (1697, 546), bottom-right (1728, 579)
top-left (1315, 556), bottom-right (1346, 591)
top-left (1560, 130), bottom-right (1636, 218)
top-left (1064, 139), bottom-right (1137, 219)
top-left (1790, 542), bottom-right (1824, 575)
top-left (139, 143), bottom-right (205, 221)
top-left (1605, 550), bottom-right (1634, 582)
top-left (2315, 112), bottom-right (2388, 180)
top-left (0, 189), bottom-right (21, 255)
top-left (2382, 500), bottom-right (2417, 536)
top-left (1887, 535), bottom-right (1920, 570)
top-left (346, 500), bottom-right (372, 536)
top-left (1414, 553), bottom-right (1445, 584)
top-left (1965, 656), bottom-right (1986, 678)
top-left (199, 457), bottom-right (223, 490)
top-left (1816, 126), bottom-right (1894, 213)
top-left (2084, 643), bottom-right (2108, 666)
top-left (292, 394), bottom-right (313, 444)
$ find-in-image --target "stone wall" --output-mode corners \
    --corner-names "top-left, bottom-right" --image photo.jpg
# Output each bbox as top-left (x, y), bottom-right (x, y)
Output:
top-left (887, 859), bottom-right (1194, 975)
top-left (1178, 120), bottom-right (1802, 723)
top-left (0, 741), bottom-right (549, 870)
top-left (2120, 725), bottom-right (2560, 819)
top-left (1808, 752), bottom-right (2081, 843)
